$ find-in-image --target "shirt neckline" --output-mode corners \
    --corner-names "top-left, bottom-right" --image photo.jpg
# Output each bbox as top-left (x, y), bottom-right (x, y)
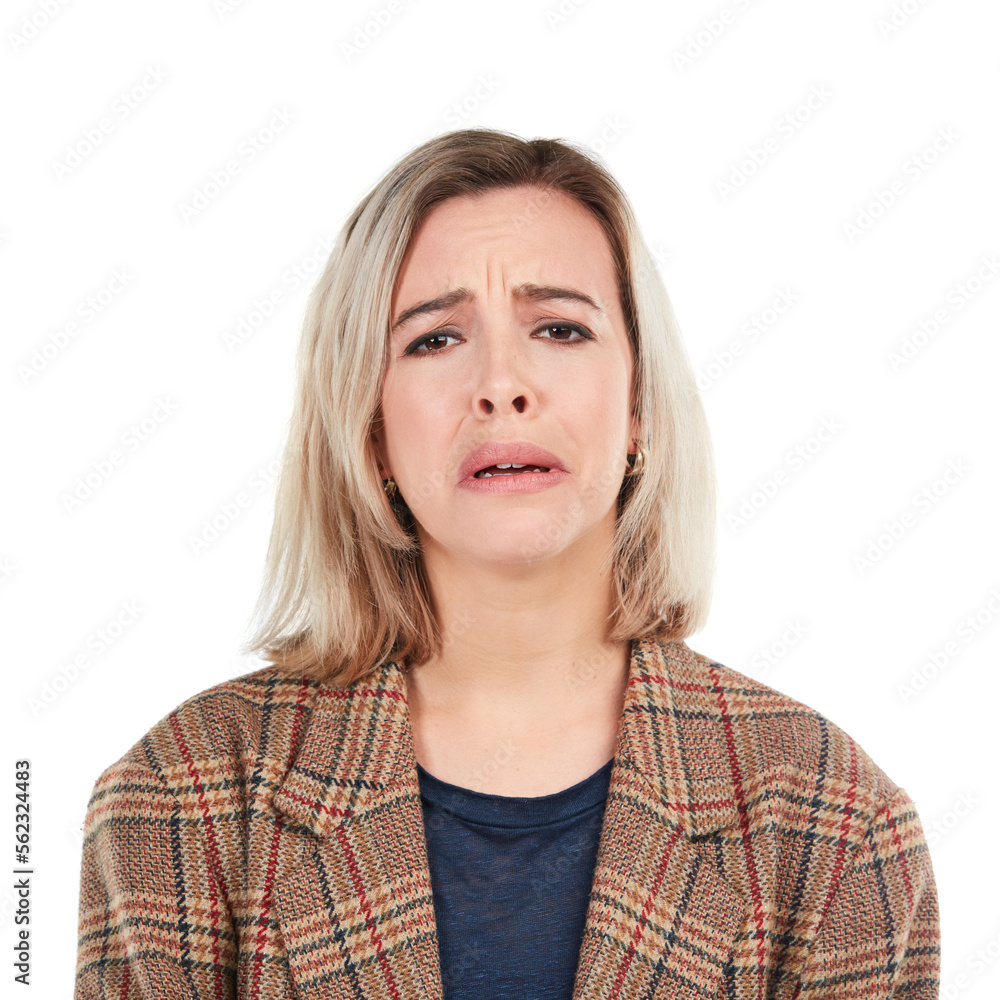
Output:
top-left (415, 757), bottom-right (614, 830)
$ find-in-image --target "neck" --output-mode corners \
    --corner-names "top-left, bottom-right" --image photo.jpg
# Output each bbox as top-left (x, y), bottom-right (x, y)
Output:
top-left (404, 523), bottom-right (631, 724)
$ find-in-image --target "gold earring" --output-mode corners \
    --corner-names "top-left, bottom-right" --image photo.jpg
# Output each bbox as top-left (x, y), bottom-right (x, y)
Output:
top-left (625, 441), bottom-right (646, 477)
top-left (383, 475), bottom-right (397, 499)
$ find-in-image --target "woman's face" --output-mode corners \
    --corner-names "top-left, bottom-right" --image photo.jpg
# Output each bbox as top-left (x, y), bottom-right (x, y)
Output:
top-left (374, 184), bottom-right (640, 568)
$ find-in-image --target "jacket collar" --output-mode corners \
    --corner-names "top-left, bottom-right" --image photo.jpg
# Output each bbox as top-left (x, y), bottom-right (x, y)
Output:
top-left (271, 635), bottom-right (749, 1000)
top-left (273, 633), bottom-right (742, 841)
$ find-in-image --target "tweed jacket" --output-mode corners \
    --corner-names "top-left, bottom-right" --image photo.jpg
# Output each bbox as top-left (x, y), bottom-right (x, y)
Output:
top-left (75, 635), bottom-right (940, 998)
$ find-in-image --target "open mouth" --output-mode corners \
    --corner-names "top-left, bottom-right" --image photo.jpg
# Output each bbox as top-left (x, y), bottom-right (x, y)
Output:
top-left (473, 463), bottom-right (552, 479)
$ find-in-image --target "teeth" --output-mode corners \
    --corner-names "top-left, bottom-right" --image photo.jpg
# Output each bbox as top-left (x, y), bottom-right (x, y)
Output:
top-left (475, 465), bottom-right (550, 478)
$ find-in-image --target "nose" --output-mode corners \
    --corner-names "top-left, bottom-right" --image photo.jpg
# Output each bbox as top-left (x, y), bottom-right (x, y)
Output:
top-left (478, 393), bottom-right (527, 415)
top-left (472, 321), bottom-right (537, 417)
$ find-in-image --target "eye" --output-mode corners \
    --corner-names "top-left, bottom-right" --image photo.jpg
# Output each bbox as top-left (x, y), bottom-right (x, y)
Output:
top-left (402, 322), bottom-right (594, 357)
top-left (404, 330), bottom-right (462, 355)
top-left (534, 323), bottom-right (593, 342)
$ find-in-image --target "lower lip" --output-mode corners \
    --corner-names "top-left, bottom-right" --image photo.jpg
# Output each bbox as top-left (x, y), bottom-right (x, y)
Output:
top-left (458, 469), bottom-right (569, 494)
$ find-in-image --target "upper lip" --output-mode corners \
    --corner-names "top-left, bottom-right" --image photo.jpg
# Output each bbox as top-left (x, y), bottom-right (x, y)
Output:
top-left (459, 440), bottom-right (566, 480)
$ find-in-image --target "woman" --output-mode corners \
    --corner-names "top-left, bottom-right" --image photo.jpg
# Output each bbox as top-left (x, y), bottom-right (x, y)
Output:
top-left (74, 128), bottom-right (940, 998)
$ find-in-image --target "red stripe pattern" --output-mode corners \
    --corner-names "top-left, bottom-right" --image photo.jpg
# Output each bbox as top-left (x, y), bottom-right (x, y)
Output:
top-left (75, 635), bottom-right (940, 998)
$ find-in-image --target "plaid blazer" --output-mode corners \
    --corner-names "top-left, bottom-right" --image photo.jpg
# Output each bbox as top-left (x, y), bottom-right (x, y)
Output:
top-left (75, 634), bottom-right (940, 998)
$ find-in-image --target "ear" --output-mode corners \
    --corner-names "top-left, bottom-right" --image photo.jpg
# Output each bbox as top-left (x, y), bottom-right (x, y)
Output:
top-left (370, 418), bottom-right (392, 480)
top-left (628, 411), bottom-right (644, 454)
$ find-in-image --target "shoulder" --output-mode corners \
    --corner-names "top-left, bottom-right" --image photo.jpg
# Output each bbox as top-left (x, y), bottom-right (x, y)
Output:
top-left (93, 664), bottom-right (323, 789)
top-left (665, 640), bottom-right (900, 812)
top-left (656, 643), bottom-right (941, 978)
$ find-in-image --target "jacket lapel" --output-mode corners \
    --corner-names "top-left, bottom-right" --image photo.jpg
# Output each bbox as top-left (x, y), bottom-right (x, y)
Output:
top-left (272, 635), bottom-right (747, 999)
top-left (570, 636), bottom-right (746, 999)
top-left (271, 664), bottom-right (440, 999)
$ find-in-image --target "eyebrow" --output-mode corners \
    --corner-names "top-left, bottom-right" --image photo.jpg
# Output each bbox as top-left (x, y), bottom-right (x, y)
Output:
top-left (391, 283), bottom-right (605, 334)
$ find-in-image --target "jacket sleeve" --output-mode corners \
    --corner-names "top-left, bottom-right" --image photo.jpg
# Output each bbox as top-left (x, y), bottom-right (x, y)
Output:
top-left (74, 757), bottom-right (237, 999)
top-left (793, 786), bottom-right (941, 997)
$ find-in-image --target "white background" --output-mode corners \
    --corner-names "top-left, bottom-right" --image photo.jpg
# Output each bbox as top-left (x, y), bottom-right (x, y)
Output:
top-left (3, 0), bottom-right (998, 993)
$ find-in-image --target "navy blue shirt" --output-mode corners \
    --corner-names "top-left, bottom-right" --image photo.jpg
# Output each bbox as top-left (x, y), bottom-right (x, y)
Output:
top-left (416, 757), bottom-right (614, 1000)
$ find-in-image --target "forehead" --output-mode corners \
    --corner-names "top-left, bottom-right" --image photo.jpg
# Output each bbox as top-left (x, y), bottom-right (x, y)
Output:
top-left (394, 186), bottom-right (618, 299)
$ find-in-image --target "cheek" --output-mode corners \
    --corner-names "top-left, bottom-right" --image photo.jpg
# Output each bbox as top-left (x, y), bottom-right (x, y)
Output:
top-left (381, 378), bottom-right (456, 479)
top-left (569, 369), bottom-right (632, 500)
top-left (570, 370), bottom-right (630, 442)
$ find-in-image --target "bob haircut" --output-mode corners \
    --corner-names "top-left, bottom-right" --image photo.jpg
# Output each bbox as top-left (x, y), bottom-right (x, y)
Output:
top-left (239, 127), bottom-right (717, 687)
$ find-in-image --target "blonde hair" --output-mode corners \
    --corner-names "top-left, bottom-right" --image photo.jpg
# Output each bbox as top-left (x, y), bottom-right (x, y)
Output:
top-left (238, 127), bottom-right (717, 686)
